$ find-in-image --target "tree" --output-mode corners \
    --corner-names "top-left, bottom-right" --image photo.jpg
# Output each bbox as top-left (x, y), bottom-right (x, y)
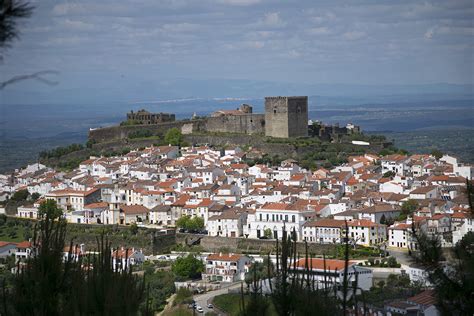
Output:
top-left (164, 128), bottom-right (183, 146)
top-left (383, 171), bottom-right (395, 178)
top-left (412, 230), bottom-right (474, 315)
top-left (176, 215), bottom-right (191, 229)
top-left (176, 215), bottom-right (204, 231)
top-left (171, 254), bottom-right (204, 281)
top-left (30, 192), bottom-right (40, 201)
top-left (264, 228), bottom-right (272, 239)
top-left (431, 149), bottom-right (443, 160)
top-left (0, 200), bottom-right (147, 315)
top-left (0, 0), bottom-right (33, 53)
top-left (0, 1), bottom-right (59, 90)
top-left (188, 216), bottom-right (204, 231)
top-left (129, 222), bottom-right (139, 235)
top-left (401, 199), bottom-right (419, 216)
top-left (10, 189), bottom-right (29, 201)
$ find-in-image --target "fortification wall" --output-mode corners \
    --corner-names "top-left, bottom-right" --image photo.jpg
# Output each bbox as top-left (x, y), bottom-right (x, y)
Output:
top-left (88, 120), bottom-right (206, 143)
top-left (205, 114), bottom-right (265, 135)
top-left (176, 233), bottom-right (336, 255)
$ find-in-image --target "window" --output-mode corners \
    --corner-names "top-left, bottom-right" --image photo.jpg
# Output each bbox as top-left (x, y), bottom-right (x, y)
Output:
top-left (292, 215), bottom-right (295, 223)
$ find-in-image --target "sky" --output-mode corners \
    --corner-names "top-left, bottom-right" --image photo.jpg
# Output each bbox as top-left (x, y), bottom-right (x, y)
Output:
top-left (1, 0), bottom-right (473, 103)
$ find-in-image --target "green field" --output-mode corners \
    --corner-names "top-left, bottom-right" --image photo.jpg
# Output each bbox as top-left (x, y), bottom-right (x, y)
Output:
top-left (213, 293), bottom-right (277, 316)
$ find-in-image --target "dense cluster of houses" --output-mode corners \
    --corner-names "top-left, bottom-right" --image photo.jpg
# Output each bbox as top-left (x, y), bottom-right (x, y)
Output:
top-left (0, 145), bottom-right (472, 253)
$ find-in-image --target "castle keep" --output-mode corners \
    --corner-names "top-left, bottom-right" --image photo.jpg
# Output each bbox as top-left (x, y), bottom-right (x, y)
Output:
top-left (265, 96), bottom-right (308, 138)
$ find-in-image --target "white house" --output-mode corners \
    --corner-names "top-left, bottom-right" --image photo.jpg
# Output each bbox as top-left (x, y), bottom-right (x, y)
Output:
top-left (388, 223), bottom-right (411, 249)
top-left (409, 186), bottom-right (438, 200)
top-left (45, 188), bottom-right (101, 212)
top-left (17, 204), bottom-right (39, 219)
top-left (302, 219), bottom-right (345, 243)
top-left (203, 253), bottom-right (250, 282)
top-left (248, 202), bottom-right (315, 241)
top-left (15, 241), bottom-right (32, 263)
top-left (381, 154), bottom-right (409, 176)
top-left (0, 241), bottom-right (17, 260)
top-left (111, 248), bottom-right (145, 271)
top-left (293, 258), bottom-right (373, 291)
top-left (207, 209), bottom-right (247, 237)
top-left (347, 220), bottom-right (387, 246)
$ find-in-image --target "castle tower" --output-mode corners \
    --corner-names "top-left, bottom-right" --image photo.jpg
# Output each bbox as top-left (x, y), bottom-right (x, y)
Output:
top-left (264, 96), bottom-right (308, 138)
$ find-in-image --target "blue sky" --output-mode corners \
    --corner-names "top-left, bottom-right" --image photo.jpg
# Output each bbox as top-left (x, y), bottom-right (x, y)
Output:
top-left (1, 0), bottom-right (473, 102)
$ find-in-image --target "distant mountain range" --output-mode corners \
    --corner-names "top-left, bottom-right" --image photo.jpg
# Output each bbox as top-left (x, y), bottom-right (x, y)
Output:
top-left (1, 78), bottom-right (473, 105)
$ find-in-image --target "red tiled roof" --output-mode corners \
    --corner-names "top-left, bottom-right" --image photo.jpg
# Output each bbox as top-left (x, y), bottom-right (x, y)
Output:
top-left (120, 204), bottom-right (149, 214)
top-left (16, 241), bottom-right (32, 248)
top-left (407, 290), bottom-right (437, 306)
top-left (294, 258), bottom-right (356, 271)
top-left (207, 253), bottom-right (242, 261)
top-left (303, 219), bottom-right (345, 228)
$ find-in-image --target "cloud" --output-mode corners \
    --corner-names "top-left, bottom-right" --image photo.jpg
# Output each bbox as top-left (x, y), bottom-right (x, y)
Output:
top-left (260, 12), bottom-right (285, 27)
top-left (308, 27), bottom-right (331, 35)
top-left (424, 28), bottom-right (435, 39)
top-left (161, 23), bottom-right (200, 33)
top-left (60, 19), bottom-right (96, 31)
top-left (342, 31), bottom-right (366, 41)
top-left (287, 49), bottom-right (301, 58)
top-left (216, 0), bottom-right (261, 5)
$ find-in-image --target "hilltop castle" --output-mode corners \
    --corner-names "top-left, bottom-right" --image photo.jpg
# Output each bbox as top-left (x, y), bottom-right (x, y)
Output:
top-left (89, 96), bottom-right (358, 143)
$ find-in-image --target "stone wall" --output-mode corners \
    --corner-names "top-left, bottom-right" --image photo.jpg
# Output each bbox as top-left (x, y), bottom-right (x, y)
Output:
top-left (88, 120), bottom-right (206, 143)
top-left (205, 114), bottom-right (265, 135)
top-left (176, 233), bottom-right (337, 255)
top-left (88, 115), bottom-right (266, 143)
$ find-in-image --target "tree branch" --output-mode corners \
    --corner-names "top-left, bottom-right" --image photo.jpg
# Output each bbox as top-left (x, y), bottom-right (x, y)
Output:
top-left (0, 70), bottom-right (58, 89)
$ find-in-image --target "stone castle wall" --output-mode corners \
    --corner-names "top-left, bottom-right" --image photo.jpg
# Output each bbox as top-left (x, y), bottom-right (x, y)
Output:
top-left (89, 115), bottom-right (266, 143)
top-left (88, 120), bottom-right (206, 143)
top-left (205, 114), bottom-right (265, 135)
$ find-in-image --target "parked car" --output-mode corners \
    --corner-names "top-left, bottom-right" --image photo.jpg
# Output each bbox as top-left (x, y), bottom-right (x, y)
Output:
top-left (196, 306), bottom-right (204, 313)
top-left (207, 303), bottom-right (214, 309)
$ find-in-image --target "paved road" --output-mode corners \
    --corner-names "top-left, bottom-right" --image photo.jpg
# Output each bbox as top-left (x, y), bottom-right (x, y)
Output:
top-left (193, 282), bottom-right (243, 315)
top-left (387, 248), bottom-right (414, 266)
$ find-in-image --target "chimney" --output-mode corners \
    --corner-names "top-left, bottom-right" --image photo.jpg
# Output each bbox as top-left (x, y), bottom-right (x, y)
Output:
top-left (219, 252), bottom-right (222, 257)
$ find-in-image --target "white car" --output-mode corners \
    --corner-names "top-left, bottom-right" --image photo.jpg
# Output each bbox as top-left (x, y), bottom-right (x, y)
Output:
top-left (196, 306), bottom-right (204, 313)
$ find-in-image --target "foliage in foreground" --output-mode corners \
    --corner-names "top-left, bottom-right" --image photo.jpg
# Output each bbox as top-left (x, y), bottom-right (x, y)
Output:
top-left (0, 200), bottom-right (148, 316)
top-left (412, 229), bottom-right (474, 315)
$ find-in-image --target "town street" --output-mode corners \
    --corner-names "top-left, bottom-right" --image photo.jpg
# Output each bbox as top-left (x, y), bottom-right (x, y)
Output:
top-left (193, 282), bottom-right (243, 315)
